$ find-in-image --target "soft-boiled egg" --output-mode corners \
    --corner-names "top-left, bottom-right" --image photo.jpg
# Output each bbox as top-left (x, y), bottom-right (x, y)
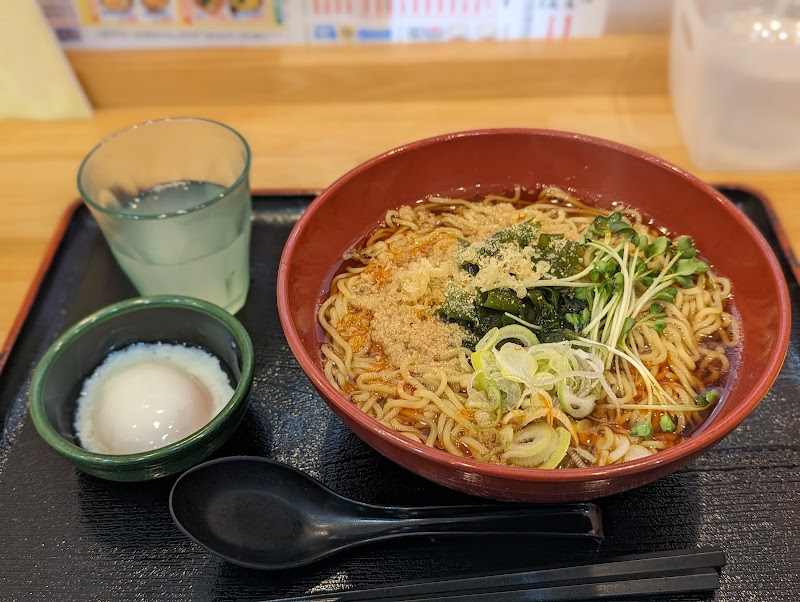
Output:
top-left (74, 343), bottom-right (235, 455)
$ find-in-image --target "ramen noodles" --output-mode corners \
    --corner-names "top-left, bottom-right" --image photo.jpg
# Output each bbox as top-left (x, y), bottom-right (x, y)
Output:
top-left (318, 186), bottom-right (740, 469)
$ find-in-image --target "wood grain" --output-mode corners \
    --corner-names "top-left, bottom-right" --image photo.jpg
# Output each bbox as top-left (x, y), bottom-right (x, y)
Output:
top-left (1, 35), bottom-right (798, 348)
top-left (66, 35), bottom-right (668, 107)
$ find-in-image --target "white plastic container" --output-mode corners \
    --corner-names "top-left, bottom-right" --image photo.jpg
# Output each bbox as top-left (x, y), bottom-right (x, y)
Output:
top-left (669, 0), bottom-right (800, 171)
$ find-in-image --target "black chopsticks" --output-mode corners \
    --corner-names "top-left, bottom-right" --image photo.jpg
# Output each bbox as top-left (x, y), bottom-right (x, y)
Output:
top-left (403, 569), bottom-right (722, 601)
top-left (275, 546), bottom-right (725, 602)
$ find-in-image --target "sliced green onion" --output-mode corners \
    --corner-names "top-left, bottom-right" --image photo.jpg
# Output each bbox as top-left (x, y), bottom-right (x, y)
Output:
top-left (630, 421), bottom-right (653, 439)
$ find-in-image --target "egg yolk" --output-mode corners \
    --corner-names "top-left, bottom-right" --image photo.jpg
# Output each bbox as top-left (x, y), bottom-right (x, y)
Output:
top-left (93, 360), bottom-right (214, 454)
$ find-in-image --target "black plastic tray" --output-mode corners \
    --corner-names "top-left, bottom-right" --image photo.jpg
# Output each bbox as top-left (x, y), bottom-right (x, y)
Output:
top-left (1, 188), bottom-right (798, 601)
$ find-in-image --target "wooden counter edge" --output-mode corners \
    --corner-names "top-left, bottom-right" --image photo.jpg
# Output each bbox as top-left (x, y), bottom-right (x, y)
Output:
top-left (66, 34), bottom-right (669, 108)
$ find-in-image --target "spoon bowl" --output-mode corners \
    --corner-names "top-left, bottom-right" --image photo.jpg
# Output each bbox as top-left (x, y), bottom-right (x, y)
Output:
top-left (169, 456), bottom-right (603, 570)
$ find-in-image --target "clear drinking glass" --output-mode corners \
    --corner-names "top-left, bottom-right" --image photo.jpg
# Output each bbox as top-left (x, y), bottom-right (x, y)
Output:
top-left (78, 118), bottom-right (252, 314)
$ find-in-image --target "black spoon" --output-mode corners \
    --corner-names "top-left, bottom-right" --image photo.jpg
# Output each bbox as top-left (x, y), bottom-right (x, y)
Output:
top-left (169, 456), bottom-right (603, 570)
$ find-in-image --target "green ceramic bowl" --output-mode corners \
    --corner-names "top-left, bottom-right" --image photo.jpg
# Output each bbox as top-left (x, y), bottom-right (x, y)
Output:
top-left (29, 296), bottom-right (254, 481)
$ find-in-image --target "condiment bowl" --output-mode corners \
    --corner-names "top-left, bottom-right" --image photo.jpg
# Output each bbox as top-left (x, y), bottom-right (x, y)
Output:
top-left (29, 295), bottom-right (254, 481)
top-left (277, 128), bottom-right (791, 502)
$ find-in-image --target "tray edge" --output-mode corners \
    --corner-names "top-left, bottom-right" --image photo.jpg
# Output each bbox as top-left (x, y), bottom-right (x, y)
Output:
top-left (0, 199), bottom-right (83, 376)
top-left (716, 183), bottom-right (800, 287)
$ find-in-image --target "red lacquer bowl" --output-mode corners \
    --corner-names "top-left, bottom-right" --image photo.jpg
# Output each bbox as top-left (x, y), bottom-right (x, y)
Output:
top-left (277, 129), bottom-right (791, 502)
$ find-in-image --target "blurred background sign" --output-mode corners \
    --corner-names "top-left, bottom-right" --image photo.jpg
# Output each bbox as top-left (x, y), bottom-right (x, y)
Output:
top-left (37, 0), bottom-right (304, 48)
top-left (304, 0), bottom-right (609, 44)
top-left (37, 0), bottom-right (609, 48)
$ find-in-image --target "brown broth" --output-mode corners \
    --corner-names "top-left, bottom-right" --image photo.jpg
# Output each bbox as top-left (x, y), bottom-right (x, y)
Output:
top-left (319, 184), bottom-right (742, 464)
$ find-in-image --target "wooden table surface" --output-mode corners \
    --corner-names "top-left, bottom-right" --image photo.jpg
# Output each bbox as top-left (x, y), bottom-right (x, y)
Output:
top-left (1, 34), bottom-right (797, 350)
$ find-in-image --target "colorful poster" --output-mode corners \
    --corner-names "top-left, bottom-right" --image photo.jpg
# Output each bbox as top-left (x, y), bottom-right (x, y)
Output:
top-left (38, 0), bottom-right (303, 48)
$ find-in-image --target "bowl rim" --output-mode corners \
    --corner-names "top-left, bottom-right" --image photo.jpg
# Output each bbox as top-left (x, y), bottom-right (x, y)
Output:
top-left (28, 295), bottom-right (255, 468)
top-left (278, 127), bottom-right (792, 484)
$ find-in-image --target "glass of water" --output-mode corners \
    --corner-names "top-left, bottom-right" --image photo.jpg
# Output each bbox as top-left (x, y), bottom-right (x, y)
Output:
top-left (78, 118), bottom-right (252, 314)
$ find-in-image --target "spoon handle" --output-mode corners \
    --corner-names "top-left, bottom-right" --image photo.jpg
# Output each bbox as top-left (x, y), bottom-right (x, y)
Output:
top-left (375, 502), bottom-right (603, 538)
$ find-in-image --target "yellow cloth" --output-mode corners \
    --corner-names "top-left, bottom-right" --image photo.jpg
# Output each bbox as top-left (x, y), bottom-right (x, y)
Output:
top-left (0, 0), bottom-right (92, 119)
